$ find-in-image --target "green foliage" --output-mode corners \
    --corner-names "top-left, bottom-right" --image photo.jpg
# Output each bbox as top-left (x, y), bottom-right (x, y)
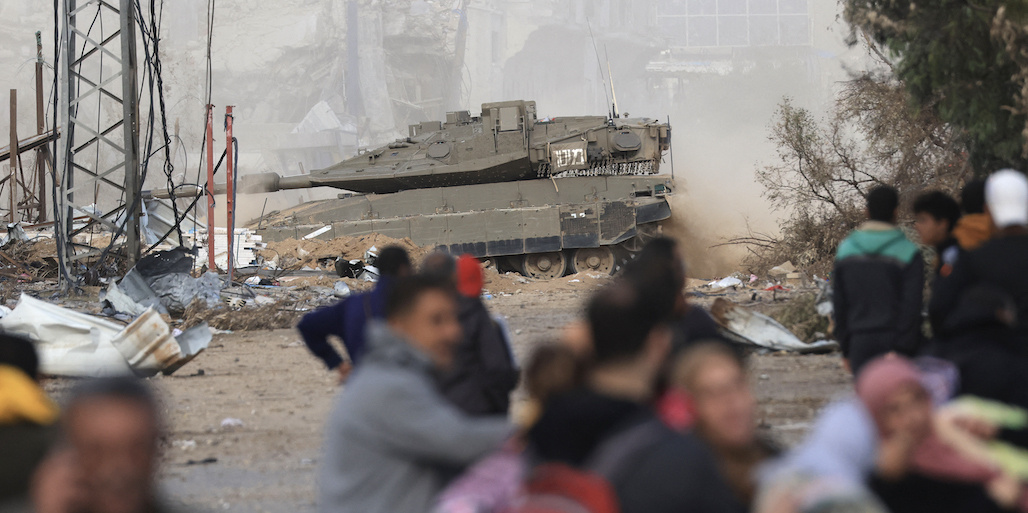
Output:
top-left (845, 0), bottom-right (1027, 173)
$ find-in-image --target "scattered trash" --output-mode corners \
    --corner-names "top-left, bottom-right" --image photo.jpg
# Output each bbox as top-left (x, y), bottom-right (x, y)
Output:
top-left (710, 298), bottom-right (839, 354)
top-left (302, 225), bottom-right (332, 240)
top-left (360, 265), bottom-right (380, 282)
top-left (185, 457), bottom-right (218, 466)
top-left (364, 245), bottom-right (379, 264)
top-left (244, 276), bottom-right (262, 286)
top-left (0, 294), bottom-right (211, 377)
top-left (708, 276), bottom-right (743, 290)
top-left (333, 281), bottom-right (351, 298)
top-left (220, 418), bottom-right (244, 428)
top-left (105, 249), bottom-right (223, 317)
top-left (568, 279), bottom-right (580, 283)
top-left (0, 223), bottom-right (28, 247)
top-left (173, 440), bottom-right (197, 451)
top-left (749, 274), bottom-right (758, 283)
top-left (768, 261), bottom-right (797, 279)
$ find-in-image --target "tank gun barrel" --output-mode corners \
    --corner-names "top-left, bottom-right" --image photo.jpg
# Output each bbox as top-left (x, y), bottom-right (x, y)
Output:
top-left (144, 172), bottom-right (313, 199)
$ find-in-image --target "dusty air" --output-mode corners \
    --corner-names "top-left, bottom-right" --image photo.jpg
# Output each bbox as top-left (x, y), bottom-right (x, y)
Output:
top-left (2, 1), bottom-right (1028, 513)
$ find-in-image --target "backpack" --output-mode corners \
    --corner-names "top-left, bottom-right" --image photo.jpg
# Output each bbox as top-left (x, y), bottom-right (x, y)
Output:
top-left (506, 419), bottom-right (668, 513)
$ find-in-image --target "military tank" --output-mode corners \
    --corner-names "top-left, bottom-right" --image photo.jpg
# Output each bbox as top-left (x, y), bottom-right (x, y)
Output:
top-left (183, 100), bottom-right (673, 279)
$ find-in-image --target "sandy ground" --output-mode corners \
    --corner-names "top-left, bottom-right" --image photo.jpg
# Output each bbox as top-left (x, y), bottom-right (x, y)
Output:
top-left (42, 284), bottom-right (851, 512)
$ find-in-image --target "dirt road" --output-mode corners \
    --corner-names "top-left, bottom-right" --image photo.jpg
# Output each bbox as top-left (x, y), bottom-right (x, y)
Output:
top-left (69, 287), bottom-right (850, 512)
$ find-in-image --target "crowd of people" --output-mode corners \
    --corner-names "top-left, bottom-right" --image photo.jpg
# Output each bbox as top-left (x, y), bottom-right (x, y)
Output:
top-left (7, 171), bottom-right (1028, 512)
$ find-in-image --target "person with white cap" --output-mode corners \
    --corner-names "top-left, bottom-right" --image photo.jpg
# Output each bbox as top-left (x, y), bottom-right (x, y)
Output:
top-left (930, 169), bottom-right (1028, 355)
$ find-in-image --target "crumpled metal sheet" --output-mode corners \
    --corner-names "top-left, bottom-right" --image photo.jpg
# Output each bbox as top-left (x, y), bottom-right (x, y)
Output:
top-left (0, 294), bottom-right (210, 377)
top-left (711, 298), bottom-right (839, 354)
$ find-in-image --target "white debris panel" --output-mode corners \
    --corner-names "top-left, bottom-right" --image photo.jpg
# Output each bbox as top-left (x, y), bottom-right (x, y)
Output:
top-left (0, 294), bottom-right (210, 378)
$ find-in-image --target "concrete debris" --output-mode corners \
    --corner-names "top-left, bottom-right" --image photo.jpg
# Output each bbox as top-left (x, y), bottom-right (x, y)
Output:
top-left (710, 298), bottom-right (839, 354)
top-left (0, 294), bottom-right (210, 377)
top-left (258, 234), bottom-right (429, 273)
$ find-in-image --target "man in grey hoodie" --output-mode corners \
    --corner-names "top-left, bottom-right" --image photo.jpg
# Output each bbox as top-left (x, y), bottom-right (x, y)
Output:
top-left (318, 275), bottom-right (513, 513)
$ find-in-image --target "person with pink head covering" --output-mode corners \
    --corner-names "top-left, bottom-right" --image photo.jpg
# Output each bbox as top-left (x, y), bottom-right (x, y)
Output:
top-left (758, 356), bottom-right (1026, 513)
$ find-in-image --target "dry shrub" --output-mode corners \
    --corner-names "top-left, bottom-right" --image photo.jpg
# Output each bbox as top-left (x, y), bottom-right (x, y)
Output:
top-left (764, 292), bottom-right (831, 342)
top-left (733, 68), bottom-right (969, 276)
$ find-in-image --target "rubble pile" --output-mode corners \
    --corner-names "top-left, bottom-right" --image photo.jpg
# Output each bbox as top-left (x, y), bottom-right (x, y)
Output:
top-left (259, 234), bottom-right (431, 272)
top-left (180, 301), bottom-right (306, 332)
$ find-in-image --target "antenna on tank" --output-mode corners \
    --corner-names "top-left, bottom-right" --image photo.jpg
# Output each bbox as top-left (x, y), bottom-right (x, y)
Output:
top-left (587, 20), bottom-right (614, 121)
top-left (605, 45), bottom-right (620, 119)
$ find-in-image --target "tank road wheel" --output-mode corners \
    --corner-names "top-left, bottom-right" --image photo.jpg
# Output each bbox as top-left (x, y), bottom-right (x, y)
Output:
top-left (521, 252), bottom-right (567, 280)
top-left (570, 247), bottom-right (616, 275)
top-left (622, 223), bottom-right (662, 253)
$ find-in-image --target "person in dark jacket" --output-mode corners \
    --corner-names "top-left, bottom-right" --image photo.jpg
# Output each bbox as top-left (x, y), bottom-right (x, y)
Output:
top-left (913, 191), bottom-right (962, 279)
top-left (528, 280), bottom-right (745, 513)
top-left (925, 284), bottom-right (1026, 407)
top-left (833, 185), bottom-right (924, 374)
top-left (931, 169), bottom-right (1028, 358)
top-left (423, 252), bottom-right (520, 416)
top-left (297, 246), bottom-right (412, 382)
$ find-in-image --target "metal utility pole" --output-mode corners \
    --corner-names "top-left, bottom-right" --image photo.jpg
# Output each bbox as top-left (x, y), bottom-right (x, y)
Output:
top-left (225, 105), bottom-right (235, 282)
top-left (57, 0), bottom-right (141, 283)
top-left (35, 31), bottom-right (46, 222)
top-left (9, 90), bottom-right (18, 223)
top-left (205, 104), bottom-right (216, 271)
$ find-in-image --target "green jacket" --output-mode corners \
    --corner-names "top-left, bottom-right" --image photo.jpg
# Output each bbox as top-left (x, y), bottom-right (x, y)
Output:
top-left (832, 221), bottom-right (924, 366)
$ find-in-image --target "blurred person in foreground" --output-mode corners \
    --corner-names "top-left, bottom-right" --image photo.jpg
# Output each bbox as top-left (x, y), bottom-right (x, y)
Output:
top-left (433, 342), bottom-right (586, 513)
top-left (422, 252), bottom-right (520, 416)
top-left (665, 341), bottom-right (778, 507)
top-left (318, 274), bottom-right (512, 513)
top-left (526, 280), bottom-right (744, 513)
top-left (0, 333), bottom-right (59, 508)
top-left (298, 245), bottom-right (413, 382)
top-left (953, 179), bottom-right (994, 251)
top-left (833, 185), bottom-right (924, 374)
top-left (31, 377), bottom-right (185, 513)
top-left (620, 237), bottom-right (724, 353)
top-left (757, 356), bottom-right (1023, 513)
top-left (931, 170), bottom-right (1028, 355)
top-left (912, 191), bottom-right (962, 279)
top-left (924, 285), bottom-right (1028, 408)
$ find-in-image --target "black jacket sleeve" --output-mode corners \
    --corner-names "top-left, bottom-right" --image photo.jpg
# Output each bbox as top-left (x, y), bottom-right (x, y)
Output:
top-left (929, 253), bottom-right (972, 337)
top-left (897, 254), bottom-right (925, 355)
top-left (476, 314), bottom-right (520, 410)
top-left (832, 260), bottom-right (851, 357)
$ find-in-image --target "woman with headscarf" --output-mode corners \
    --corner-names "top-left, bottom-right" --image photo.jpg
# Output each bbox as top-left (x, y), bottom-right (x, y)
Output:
top-left (757, 356), bottom-right (1022, 513)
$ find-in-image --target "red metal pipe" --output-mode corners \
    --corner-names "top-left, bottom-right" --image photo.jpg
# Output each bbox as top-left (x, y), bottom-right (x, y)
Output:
top-left (205, 104), bottom-right (216, 271)
top-left (225, 105), bottom-right (234, 282)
